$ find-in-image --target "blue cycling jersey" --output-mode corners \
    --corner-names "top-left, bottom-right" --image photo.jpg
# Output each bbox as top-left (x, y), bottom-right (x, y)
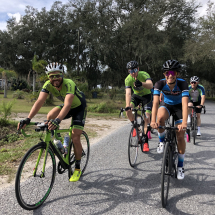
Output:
top-left (154, 78), bottom-right (189, 105)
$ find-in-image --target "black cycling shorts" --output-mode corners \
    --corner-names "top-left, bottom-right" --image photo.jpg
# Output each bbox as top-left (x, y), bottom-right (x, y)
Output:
top-left (189, 100), bottom-right (202, 113)
top-left (57, 92), bottom-right (87, 130)
top-left (159, 101), bottom-right (182, 125)
top-left (131, 94), bottom-right (152, 108)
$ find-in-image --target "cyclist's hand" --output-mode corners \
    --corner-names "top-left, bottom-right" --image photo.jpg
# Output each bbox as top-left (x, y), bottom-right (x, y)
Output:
top-left (17, 118), bottom-right (31, 130)
top-left (125, 107), bottom-right (132, 111)
top-left (178, 123), bottom-right (187, 132)
top-left (150, 121), bottom-right (158, 129)
top-left (134, 79), bottom-right (142, 88)
top-left (48, 118), bottom-right (61, 130)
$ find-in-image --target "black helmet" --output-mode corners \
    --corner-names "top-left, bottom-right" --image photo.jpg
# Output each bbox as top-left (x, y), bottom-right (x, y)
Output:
top-left (126, 61), bottom-right (138, 69)
top-left (163, 60), bottom-right (181, 72)
top-left (190, 76), bottom-right (199, 82)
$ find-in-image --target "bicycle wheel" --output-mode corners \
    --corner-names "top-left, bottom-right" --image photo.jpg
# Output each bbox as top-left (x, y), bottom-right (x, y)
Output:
top-left (137, 114), bottom-right (144, 137)
top-left (128, 127), bottom-right (139, 167)
top-left (15, 142), bottom-right (56, 210)
top-left (192, 117), bottom-right (196, 145)
top-left (69, 131), bottom-right (90, 177)
top-left (161, 141), bottom-right (172, 208)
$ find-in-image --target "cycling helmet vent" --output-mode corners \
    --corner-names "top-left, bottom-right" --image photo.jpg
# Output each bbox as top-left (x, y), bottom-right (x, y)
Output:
top-left (163, 59), bottom-right (181, 72)
top-left (45, 62), bottom-right (64, 74)
top-left (126, 61), bottom-right (138, 69)
top-left (190, 76), bottom-right (199, 82)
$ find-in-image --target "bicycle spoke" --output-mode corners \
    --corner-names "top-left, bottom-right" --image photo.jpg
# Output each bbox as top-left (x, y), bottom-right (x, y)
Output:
top-left (128, 127), bottom-right (139, 167)
top-left (15, 143), bottom-right (56, 210)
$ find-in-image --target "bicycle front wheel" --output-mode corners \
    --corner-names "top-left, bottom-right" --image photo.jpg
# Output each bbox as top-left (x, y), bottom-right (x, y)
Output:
top-left (15, 142), bottom-right (56, 210)
top-left (69, 131), bottom-right (90, 177)
top-left (161, 141), bottom-right (172, 208)
top-left (128, 127), bottom-right (139, 167)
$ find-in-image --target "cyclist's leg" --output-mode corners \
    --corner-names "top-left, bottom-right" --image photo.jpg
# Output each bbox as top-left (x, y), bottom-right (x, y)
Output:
top-left (126, 94), bottom-right (139, 122)
top-left (70, 104), bottom-right (87, 182)
top-left (174, 104), bottom-right (186, 180)
top-left (157, 103), bottom-right (169, 153)
top-left (196, 106), bottom-right (202, 135)
top-left (187, 100), bottom-right (193, 124)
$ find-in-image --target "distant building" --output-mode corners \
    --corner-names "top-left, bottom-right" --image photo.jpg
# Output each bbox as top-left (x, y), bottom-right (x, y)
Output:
top-left (0, 79), bottom-right (11, 89)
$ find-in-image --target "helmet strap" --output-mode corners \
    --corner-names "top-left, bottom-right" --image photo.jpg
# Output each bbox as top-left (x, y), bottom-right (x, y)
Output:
top-left (168, 80), bottom-right (176, 85)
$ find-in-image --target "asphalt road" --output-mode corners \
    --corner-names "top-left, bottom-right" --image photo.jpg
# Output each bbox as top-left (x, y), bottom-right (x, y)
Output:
top-left (1, 100), bottom-right (215, 215)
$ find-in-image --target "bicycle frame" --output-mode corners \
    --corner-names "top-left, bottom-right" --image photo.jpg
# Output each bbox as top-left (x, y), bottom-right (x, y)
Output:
top-left (21, 122), bottom-right (73, 177)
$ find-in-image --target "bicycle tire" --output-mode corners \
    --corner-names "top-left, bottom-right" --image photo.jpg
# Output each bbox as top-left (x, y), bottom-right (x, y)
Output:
top-left (128, 127), bottom-right (139, 167)
top-left (137, 114), bottom-right (145, 152)
top-left (69, 131), bottom-right (90, 178)
top-left (192, 117), bottom-right (196, 145)
top-left (15, 142), bottom-right (56, 210)
top-left (161, 141), bottom-right (172, 208)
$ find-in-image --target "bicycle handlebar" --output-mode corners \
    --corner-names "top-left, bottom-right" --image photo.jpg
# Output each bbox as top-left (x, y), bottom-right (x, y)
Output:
top-left (18, 121), bottom-right (63, 140)
top-left (158, 126), bottom-right (179, 130)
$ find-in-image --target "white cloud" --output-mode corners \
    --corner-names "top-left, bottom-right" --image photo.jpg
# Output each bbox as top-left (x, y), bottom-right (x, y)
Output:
top-left (0, 21), bottom-right (7, 31)
top-left (7, 12), bottom-right (21, 22)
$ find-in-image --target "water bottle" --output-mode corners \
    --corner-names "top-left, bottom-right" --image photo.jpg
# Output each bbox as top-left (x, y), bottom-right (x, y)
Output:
top-left (54, 139), bottom-right (65, 154)
top-left (63, 133), bottom-right (70, 155)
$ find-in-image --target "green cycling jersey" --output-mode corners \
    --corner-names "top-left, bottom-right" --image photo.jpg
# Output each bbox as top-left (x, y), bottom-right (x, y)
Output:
top-left (125, 71), bottom-right (152, 96)
top-left (41, 78), bottom-right (84, 108)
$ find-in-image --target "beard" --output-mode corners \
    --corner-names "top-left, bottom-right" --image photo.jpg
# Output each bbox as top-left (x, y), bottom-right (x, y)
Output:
top-left (51, 79), bottom-right (63, 88)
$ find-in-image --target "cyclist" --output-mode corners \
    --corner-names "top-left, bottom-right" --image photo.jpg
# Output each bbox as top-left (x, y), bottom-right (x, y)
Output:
top-left (125, 60), bottom-right (153, 152)
top-left (188, 76), bottom-right (205, 136)
top-left (151, 59), bottom-right (189, 180)
top-left (17, 62), bottom-right (87, 182)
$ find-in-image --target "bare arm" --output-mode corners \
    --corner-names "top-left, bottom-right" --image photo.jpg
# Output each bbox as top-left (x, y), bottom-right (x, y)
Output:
top-left (28, 92), bottom-right (49, 119)
top-left (151, 95), bottom-right (160, 123)
top-left (182, 96), bottom-right (188, 127)
top-left (201, 95), bottom-right (205, 106)
top-left (142, 79), bottom-right (153, 89)
top-left (125, 88), bottom-right (132, 107)
top-left (56, 94), bottom-right (74, 121)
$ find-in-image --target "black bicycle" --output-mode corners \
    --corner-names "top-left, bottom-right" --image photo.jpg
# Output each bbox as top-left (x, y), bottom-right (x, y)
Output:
top-left (119, 103), bottom-right (151, 167)
top-left (159, 115), bottom-right (178, 208)
top-left (186, 105), bottom-right (205, 145)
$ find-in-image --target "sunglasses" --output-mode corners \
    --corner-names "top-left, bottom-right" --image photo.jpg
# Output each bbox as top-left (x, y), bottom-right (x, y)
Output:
top-left (191, 82), bottom-right (196, 84)
top-left (128, 68), bottom-right (138, 74)
top-left (164, 71), bottom-right (177, 77)
top-left (48, 73), bottom-right (62, 80)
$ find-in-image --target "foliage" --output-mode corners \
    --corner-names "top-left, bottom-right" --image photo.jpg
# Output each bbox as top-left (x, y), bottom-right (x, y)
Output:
top-left (0, 100), bottom-right (15, 125)
top-left (11, 78), bottom-right (29, 91)
top-left (13, 90), bottom-right (27, 99)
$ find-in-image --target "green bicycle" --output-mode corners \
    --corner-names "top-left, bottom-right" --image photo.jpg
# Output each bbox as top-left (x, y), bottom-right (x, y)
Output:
top-left (15, 121), bottom-right (90, 210)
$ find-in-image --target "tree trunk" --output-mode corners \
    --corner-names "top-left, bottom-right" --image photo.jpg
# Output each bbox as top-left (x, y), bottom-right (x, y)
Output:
top-left (4, 77), bottom-right (7, 98)
top-left (33, 71), bottom-right (36, 94)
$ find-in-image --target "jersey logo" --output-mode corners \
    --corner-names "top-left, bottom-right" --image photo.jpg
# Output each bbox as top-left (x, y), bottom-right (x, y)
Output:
top-left (163, 90), bottom-right (181, 96)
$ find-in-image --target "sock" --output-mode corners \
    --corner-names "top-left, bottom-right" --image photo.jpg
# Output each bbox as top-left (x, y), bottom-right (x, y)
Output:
top-left (187, 114), bottom-right (191, 122)
top-left (178, 153), bottom-right (185, 167)
top-left (75, 159), bottom-right (81, 170)
top-left (198, 127), bottom-right (200, 132)
top-left (158, 131), bottom-right (165, 143)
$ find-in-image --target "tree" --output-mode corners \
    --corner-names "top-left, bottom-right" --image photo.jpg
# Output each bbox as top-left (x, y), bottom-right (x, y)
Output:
top-left (32, 55), bottom-right (47, 93)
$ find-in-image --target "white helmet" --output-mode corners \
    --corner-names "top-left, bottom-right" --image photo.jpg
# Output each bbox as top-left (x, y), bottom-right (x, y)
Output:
top-left (45, 62), bottom-right (64, 75)
top-left (190, 76), bottom-right (199, 82)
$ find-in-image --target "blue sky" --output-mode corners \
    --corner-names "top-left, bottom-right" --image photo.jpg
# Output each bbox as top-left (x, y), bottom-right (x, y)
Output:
top-left (0, 0), bottom-right (210, 31)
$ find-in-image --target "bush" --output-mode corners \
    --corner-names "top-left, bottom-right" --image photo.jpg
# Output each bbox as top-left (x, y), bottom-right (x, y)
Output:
top-left (87, 101), bottom-right (120, 113)
top-left (11, 78), bottom-right (29, 91)
top-left (0, 100), bottom-right (15, 126)
top-left (13, 90), bottom-right (27, 99)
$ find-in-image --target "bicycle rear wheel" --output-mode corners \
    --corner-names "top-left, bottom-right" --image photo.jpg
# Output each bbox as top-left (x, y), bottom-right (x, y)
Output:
top-left (15, 142), bottom-right (56, 210)
top-left (69, 131), bottom-right (90, 177)
top-left (128, 127), bottom-right (139, 167)
top-left (161, 141), bottom-right (172, 208)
